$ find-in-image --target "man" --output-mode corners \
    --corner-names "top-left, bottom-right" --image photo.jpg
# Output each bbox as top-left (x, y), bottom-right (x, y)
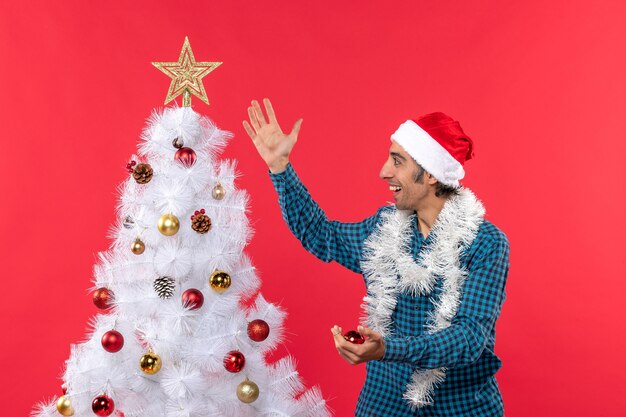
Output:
top-left (243, 99), bottom-right (510, 416)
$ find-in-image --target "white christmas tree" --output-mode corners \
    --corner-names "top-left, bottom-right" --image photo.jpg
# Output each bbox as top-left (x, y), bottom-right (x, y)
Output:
top-left (33, 38), bottom-right (331, 417)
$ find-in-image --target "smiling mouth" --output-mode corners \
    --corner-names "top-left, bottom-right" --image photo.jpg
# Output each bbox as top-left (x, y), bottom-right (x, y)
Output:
top-left (389, 185), bottom-right (402, 195)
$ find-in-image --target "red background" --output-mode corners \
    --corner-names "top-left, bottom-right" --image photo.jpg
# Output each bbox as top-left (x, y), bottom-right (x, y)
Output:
top-left (1, 1), bottom-right (625, 416)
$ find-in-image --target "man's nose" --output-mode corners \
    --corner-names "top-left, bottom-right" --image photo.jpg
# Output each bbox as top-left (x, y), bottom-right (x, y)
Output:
top-left (379, 160), bottom-right (392, 180)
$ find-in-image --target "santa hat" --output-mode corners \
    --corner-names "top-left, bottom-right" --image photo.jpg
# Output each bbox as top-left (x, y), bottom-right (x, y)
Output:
top-left (390, 112), bottom-right (474, 187)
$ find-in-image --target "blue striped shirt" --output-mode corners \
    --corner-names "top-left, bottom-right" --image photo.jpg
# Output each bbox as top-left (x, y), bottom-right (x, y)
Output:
top-left (270, 164), bottom-right (510, 416)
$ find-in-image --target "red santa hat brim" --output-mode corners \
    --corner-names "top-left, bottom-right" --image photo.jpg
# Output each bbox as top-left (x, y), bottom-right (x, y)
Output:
top-left (391, 120), bottom-right (465, 187)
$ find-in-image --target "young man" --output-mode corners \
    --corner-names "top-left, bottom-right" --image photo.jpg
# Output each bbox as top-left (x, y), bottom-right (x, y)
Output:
top-left (243, 99), bottom-right (510, 416)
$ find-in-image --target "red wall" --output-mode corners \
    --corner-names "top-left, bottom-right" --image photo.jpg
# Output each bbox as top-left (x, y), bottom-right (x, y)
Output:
top-left (1, 1), bottom-right (625, 416)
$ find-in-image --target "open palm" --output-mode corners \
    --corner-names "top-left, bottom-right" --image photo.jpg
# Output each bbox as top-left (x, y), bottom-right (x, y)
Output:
top-left (243, 98), bottom-right (302, 173)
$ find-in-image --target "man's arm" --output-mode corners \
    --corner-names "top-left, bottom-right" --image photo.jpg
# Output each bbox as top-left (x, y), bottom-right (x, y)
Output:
top-left (379, 233), bottom-right (510, 368)
top-left (270, 163), bottom-right (380, 273)
top-left (244, 98), bottom-right (380, 273)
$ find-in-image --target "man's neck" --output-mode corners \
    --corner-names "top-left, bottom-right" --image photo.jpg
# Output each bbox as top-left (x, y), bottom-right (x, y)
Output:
top-left (415, 195), bottom-right (448, 238)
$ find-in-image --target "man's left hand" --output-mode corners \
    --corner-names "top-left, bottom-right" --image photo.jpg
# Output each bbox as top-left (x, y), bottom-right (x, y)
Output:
top-left (331, 325), bottom-right (385, 365)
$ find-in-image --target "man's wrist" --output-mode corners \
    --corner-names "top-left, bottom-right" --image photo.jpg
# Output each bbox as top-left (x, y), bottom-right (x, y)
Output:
top-left (268, 158), bottom-right (289, 174)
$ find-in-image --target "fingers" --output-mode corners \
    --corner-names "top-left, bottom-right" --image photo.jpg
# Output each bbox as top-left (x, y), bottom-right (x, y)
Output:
top-left (242, 120), bottom-right (257, 141)
top-left (289, 118), bottom-right (303, 139)
top-left (251, 100), bottom-right (268, 126)
top-left (331, 325), bottom-right (358, 355)
top-left (247, 106), bottom-right (261, 131)
top-left (263, 98), bottom-right (279, 125)
top-left (358, 325), bottom-right (380, 341)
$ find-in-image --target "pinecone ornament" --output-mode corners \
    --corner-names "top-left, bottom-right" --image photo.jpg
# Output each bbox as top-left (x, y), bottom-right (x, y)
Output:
top-left (132, 163), bottom-right (153, 184)
top-left (154, 276), bottom-right (175, 299)
top-left (191, 209), bottom-right (211, 234)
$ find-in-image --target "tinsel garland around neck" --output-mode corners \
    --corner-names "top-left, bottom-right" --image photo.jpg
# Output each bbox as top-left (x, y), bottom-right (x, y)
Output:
top-left (360, 187), bottom-right (485, 409)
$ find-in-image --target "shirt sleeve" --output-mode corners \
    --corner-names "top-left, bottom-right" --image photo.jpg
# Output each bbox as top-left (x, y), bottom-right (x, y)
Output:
top-left (269, 163), bottom-right (380, 274)
top-left (380, 232), bottom-right (510, 368)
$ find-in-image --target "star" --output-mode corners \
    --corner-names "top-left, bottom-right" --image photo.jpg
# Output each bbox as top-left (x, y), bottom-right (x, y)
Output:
top-left (152, 37), bottom-right (222, 106)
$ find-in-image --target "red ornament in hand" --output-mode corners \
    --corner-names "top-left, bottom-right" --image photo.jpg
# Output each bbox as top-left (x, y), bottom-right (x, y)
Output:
top-left (182, 288), bottom-right (204, 310)
top-left (223, 350), bottom-right (245, 373)
top-left (174, 147), bottom-right (196, 167)
top-left (93, 288), bottom-right (114, 310)
top-left (247, 319), bottom-right (270, 342)
top-left (92, 394), bottom-right (115, 416)
top-left (101, 330), bottom-right (124, 352)
top-left (343, 330), bottom-right (365, 344)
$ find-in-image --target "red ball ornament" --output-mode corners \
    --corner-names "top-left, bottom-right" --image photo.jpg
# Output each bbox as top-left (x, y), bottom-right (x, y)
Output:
top-left (92, 395), bottom-right (115, 416)
top-left (182, 288), bottom-right (204, 310)
top-left (93, 288), bottom-right (114, 310)
top-left (343, 330), bottom-right (365, 344)
top-left (174, 147), bottom-right (196, 167)
top-left (101, 330), bottom-right (124, 352)
top-left (247, 319), bottom-right (270, 342)
top-left (223, 350), bottom-right (245, 373)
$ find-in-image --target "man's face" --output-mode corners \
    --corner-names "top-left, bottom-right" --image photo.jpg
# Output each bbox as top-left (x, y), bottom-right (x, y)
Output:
top-left (379, 141), bottom-right (431, 211)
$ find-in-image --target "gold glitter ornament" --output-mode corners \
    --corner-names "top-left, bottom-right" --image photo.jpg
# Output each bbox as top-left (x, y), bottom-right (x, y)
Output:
top-left (152, 37), bottom-right (222, 107)
top-left (139, 351), bottom-right (162, 374)
top-left (131, 238), bottom-right (145, 255)
top-left (212, 182), bottom-right (226, 200)
top-left (56, 395), bottom-right (74, 416)
top-left (236, 378), bottom-right (260, 404)
top-left (158, 213), bottom-right (180, 236)
top-left (209, 270), bottom-right (231, 293)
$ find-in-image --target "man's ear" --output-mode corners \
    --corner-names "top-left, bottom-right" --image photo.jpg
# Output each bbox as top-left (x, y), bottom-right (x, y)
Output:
top-left (427, 172), bottom-right (438, 186)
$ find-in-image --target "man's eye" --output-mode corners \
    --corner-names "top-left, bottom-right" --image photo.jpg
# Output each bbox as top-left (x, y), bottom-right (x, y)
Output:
top-left (393, 158), bottom-right (400, 165)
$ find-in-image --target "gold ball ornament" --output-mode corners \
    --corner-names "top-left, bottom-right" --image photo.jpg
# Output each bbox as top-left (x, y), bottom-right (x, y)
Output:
top-left (212, 182), bottom-right (226, 200)
top-left (139, 352), bottom-right (162, 374)
top-left (209, 270), bottom-right (231, 293)
top-left (236, 378), bottom-right (260, 404)
top-left (131, 238), bottom-right (145, 255)
top-left (56, 395), bottom-right (75, 416)
top-left (158, 213), bottom-right (180, 236)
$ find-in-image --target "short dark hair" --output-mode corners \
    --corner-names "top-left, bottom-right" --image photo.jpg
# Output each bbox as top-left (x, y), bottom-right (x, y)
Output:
top-left (414, 164), bottom-right (460, 198)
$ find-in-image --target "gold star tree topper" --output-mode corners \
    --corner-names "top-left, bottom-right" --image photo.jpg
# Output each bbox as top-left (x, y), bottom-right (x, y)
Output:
top-left (152, 37), bottom-right (222, 107)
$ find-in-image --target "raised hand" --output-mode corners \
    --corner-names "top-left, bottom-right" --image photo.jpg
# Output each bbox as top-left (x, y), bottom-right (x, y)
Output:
top-left (243, 98), bottom-right (302, 174)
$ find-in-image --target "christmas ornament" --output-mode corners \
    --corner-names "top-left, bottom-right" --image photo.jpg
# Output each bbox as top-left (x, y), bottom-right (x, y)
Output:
top-left (92, 395), bottom-right (115, 416)
top-left (172, 138), bottom-right (184, 149)
top-left (343, 330), bottom-right (365, 344)
top-left (152, 36), bottom-right (222, 107)
top-left (101, 330), bottom-right (124, 353)
top-left (236, 379), bottom-right (259, 404)
top-left (92, 288), bottom-right (114, 310)
top-left (212, 182), bottom-right (226, 200)
top-left (125, 160), bottom-right (137, 173)
top-left (157, 213), bottom-right (180, 236)
top-left (174, 147), bottom-right (197, 167)
top-left (139, 351), bottom-right (162, 374)
top-left (191, 209), bottom-right (211, 234)
top-left (247, 319), bottom-right (270, 342)
top-left (123, 215), bottom-right (134, 229)
top-left (182, 288), bottom-right (204, 309)
top-left (223, 350), bottom-right (245, 373)
top-left (56, 395), bottom-right (74, 416)
top-left (209, 270), bottom-right (231, 293)
top-left (131, 163), bottom-right (153, 184)
top-left (131, 238), bottom-right (145, 255)
top-left (154, 276), bottom-right (175, 299)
